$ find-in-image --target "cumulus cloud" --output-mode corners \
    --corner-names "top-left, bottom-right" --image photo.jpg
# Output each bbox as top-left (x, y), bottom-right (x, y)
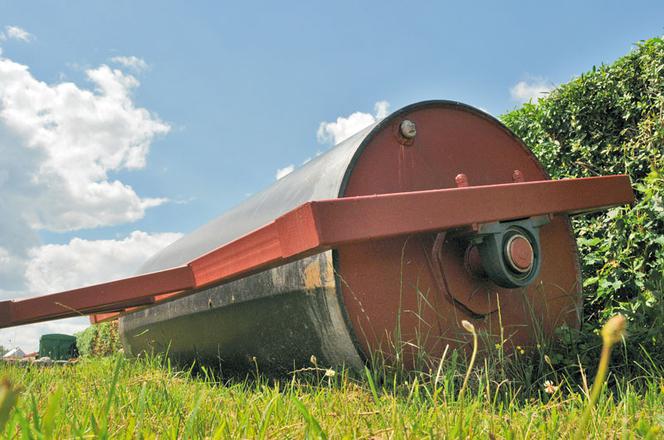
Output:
top-left (1, 25), bottom-right (33, 42)
top-left (110, 56), bottom-right (149, 72)
top-left (275, 164), bottom-right (295, 180)
top-left (373, 100), bottom-right (390, 119)
top-left (510, 78), bottom-right (555, 103)
top-left (0, 49), bottom-right (177, 351)
top-left (317, 100), bottom-right (390, 145)
top-left (25, 231), bottom-right (183, 294)
top-left (0, 59), bottom-right (170, 233)
top-left (276, 102), bottom-right (389, 180)
top-left (0, 230), bottom-right (182, 351)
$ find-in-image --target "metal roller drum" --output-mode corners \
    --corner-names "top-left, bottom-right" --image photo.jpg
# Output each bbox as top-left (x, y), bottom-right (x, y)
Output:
top-left (118, 100), bottom-right (586, 372)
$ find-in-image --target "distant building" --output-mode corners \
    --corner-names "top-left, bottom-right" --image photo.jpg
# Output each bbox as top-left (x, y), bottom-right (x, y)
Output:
top-left (2, 347), bottom-right (25, 359)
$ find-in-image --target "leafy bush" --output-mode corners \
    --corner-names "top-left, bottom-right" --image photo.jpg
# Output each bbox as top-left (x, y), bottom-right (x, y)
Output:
top-left (75, 321), bottom-right (122, 357)
top-left (501, 37), bottom-right (663, 374)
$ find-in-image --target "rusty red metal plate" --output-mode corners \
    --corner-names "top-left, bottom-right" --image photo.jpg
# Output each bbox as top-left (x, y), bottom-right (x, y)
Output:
top-left (335, 105), bottom-right (607, 363)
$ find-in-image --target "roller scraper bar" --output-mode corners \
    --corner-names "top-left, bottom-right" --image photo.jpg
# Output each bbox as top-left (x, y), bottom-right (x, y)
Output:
top-left (0, 175), bottom-right (634, 328)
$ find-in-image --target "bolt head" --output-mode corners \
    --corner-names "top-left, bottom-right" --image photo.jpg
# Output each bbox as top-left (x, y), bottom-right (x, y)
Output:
top-left (504, 235), bottom-right (534, 273)
top-left (399, 120), bottom-right (417, 139)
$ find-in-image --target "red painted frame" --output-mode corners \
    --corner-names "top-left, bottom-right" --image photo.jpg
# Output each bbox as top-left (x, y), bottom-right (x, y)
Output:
top-left (0, 175), bottom-right (634, 328)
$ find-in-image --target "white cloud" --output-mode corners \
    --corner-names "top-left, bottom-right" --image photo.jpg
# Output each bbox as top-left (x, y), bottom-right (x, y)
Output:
top-left (110, 56), bottom-right (149, 73)
top-left (278, 102), bottom-right (390, 181)
top-left (373, 100), bottom-right (389, 119)
top-left (510, 78), bottom-right (555, 103)
top-left (0, 50), bottom-right (178, 351)
top-left (0, 230), bottom-right (182, 352)
top-left (1, 26), bottom-right (33, 42)
top-left (317, 100), bottom-right (390, 145)
top-left (25, 231), bottom-right (183, 294)
top-left (275, 164), bottom-right (294, 180)
top-left (0, 59), bottom-right (170, 233)
top-left (0, 318), bottom-right (90, 354)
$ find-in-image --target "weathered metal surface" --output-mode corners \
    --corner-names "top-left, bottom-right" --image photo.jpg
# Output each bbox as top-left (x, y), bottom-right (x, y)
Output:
top-left (121, 252), bottom-right (364, 373)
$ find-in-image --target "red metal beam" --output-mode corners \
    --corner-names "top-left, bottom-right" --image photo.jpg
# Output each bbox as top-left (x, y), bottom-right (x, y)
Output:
top-left (1, 175), bottom-right (633, 328)
top-left (89, 311), bottom-right (122, 324)
top-left (88, 290), bottom-right (188, 324)
top-left (189, 175), bottom-right (634, 287)
top-left (1, 266), bottom-right (195, 327)
top-left (309, 174), bottom-right (633, 246)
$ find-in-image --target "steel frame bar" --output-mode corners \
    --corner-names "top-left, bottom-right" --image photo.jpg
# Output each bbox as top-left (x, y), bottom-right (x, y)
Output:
top-left (0, 175), bottom-right (633, 329)
top-left (0, 267), bottom-right (195, 327)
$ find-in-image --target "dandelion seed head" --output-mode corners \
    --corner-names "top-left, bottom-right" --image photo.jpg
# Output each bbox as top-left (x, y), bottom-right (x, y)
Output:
top-left (601, 314), bottom-right (627, 346)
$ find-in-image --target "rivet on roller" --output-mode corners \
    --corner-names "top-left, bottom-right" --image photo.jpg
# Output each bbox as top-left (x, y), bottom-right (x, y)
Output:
top-left (512, 169), bottom-right (525, 183)
top-left (399, 120), bottom-right (417, 139)
top-left (455, 173), bottom-right (469, 188)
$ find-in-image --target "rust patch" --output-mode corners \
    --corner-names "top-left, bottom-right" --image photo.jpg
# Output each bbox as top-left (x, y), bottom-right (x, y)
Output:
top-left (303, 256), bottom-right (335, 293)
top-left (304, 260), bottom-right (321, 292)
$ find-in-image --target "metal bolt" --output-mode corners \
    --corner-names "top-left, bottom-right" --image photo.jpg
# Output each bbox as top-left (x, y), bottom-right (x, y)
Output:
top-left (399, 120), bottom-right (417, 139)
top-left (504, 234), bottom-right (534, 273)
top-left (512, 169), bottom-right (525, 183)
top-left (455, 173), bottom-right (469, 188)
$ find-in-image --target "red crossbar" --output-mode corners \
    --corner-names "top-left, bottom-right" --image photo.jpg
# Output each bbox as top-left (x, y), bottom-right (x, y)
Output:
top-left (0, 267), bottom-right (195, 327)
top-left (0, 175), bottom-right (634, 329)
top-left (188, 175), bottom-right (633, 286)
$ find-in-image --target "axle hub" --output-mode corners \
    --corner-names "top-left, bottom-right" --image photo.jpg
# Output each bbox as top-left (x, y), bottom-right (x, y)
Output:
top-left (470, 216), bottom-right (549, 288)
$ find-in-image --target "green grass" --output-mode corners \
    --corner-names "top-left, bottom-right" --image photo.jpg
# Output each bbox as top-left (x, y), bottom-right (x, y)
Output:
top-left (0, 353), bottom-right (661, 439)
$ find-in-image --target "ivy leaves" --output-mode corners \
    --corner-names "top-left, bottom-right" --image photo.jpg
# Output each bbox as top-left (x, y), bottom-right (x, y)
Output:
top-left (502, 37), bottom-right (664, 374)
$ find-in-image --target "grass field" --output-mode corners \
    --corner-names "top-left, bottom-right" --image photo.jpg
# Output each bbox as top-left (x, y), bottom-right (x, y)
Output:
top-left (0, 347), bottom-right (662, 439)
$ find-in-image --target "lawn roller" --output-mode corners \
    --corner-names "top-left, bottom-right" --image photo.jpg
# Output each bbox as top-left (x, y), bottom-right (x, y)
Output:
top-left (0, 101), bottom-right (634, 372)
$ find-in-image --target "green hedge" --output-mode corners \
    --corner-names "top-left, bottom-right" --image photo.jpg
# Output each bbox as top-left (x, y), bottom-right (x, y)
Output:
top-left (501, 37), bottom-right (663, 373)
top-left (75, 321), bottom-right (122, 357)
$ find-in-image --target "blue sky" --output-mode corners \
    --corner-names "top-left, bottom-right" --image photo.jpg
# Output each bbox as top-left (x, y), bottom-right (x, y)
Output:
top-left (0, 0), bottom-right (662, 350)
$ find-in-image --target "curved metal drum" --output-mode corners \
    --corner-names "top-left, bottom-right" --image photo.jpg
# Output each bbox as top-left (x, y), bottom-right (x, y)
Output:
top-left (119, 101), bottom-right (582, 372)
